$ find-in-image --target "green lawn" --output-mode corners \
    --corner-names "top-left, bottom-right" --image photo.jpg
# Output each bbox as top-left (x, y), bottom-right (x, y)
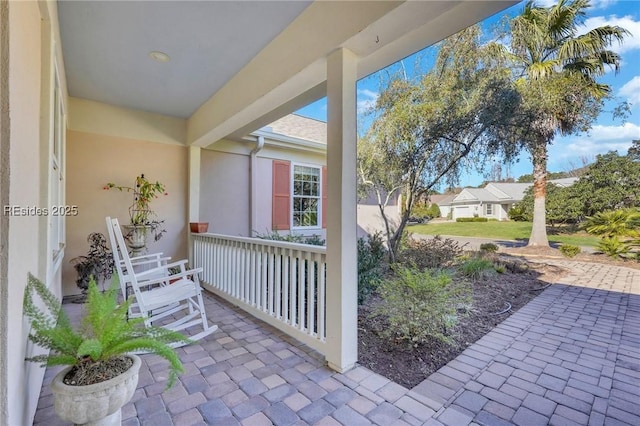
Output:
top-left (408, 221), bottom-right (599, 247)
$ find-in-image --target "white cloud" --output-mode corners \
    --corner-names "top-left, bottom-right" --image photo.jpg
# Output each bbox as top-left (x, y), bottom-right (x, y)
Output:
top-left (550, 122), bottom-right (640, 161)
top-left (357, 89), bottom-right (379, 115)
top-left (582, 15), bottom-right (640, 54)
top-left (619, 75), bottom-right (640, 105)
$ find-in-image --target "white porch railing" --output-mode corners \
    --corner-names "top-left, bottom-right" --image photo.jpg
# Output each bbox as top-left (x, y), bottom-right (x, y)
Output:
top-left (192, 233), bottom-right (327, 354)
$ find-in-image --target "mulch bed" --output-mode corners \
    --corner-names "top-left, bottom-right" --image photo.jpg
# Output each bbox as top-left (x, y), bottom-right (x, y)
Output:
top-left (357, 255), bottom-right (568, 389)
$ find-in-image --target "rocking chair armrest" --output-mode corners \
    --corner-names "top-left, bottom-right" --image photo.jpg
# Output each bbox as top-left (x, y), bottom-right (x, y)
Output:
top-left (137, 267), bottom-right (204, 287)
top-left (126, 257), bottom-right (172, 267)
top-left (129, 252), bottom-right (165, 261)
top-left (163, 259), bottom-right (189, 270)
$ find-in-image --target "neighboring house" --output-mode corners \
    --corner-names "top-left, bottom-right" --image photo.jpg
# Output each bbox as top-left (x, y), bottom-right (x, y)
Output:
top-left (200, 114), bottom-right (400, 240)
top-left (436, 178), bottom-right (578, 220)
top-left (429, 194), bottom-right (455, 218)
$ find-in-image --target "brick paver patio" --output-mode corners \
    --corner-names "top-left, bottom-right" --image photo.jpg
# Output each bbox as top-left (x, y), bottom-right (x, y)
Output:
top-left (34, 260), bottom-right (640, 425)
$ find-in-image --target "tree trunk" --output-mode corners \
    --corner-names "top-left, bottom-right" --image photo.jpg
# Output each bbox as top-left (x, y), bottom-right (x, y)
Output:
top-left (528, 139), bottom-right (549, 247)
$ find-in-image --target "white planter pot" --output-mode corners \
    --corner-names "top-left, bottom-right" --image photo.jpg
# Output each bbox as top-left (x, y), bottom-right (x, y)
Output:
top-left (123, 224), bottom-right (152, 256)
top-left (51, 355), bottom-right (141, 426)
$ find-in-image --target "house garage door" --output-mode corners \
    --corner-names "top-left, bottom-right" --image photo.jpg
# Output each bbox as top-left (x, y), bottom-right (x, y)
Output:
top-left (454, 206), bottom-right (470, 220)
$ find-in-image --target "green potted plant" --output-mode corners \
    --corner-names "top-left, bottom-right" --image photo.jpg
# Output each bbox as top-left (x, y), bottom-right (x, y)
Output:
top-left (69, 232), bottom-right (115, 298)
top-left (24, 273), bottom-right (188, 425)
top-left (104, 173), bottom-right (167, 255)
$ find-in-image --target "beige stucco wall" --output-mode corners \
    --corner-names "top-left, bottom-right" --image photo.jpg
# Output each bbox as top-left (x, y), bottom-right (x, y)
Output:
top-left (200, 141), bottom-right (328, 239)
top-left (68, 97), bottom-right (187, 146)
top-left (255, 156), bottom-right (273, 235)
top-left (4, 2), bottom-right (47, 425)
top-left (200, 149), bottom-right (251, 236)
top-left (63, 130), bottom-right (188, 296)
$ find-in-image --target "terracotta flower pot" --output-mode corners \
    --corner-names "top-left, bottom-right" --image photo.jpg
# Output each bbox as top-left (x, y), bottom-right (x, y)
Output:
top-left (190, 222), bottom-right (209, 233)
top-left (51, 355), bottom-right (141, 426)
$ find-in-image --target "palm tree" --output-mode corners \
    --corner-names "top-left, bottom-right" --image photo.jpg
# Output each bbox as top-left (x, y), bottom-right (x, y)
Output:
top-left (507, 0), bottom-right (628, 246)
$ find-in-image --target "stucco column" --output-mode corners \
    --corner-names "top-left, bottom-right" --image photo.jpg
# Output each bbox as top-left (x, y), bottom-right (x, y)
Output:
top-left (325, 48), bottom-right (358, 372)
top-left (188, 146), bottom-right (201, 263)
top-left (188, 146), bottom-right (201, 223)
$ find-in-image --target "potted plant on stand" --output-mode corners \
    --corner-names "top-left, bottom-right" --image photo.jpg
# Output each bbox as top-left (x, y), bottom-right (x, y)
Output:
top-left (24, 274), bottom-right (188, 425)
top-left (105, 174), bottom-right (167, 256)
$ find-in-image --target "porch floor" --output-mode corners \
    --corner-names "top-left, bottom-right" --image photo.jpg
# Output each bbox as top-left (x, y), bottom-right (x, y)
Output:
top-left (34, 260), bottom-right (640, 426)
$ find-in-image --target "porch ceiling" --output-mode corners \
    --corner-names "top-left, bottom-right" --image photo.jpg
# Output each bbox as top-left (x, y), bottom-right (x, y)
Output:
top-left (57, 0), bottom-right (312, 119)
top-left (57, 0), bottom-right (517, 147)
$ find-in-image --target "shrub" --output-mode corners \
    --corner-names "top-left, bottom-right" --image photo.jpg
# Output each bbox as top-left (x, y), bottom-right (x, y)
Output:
top-left (358, 232), bottom-right (386, 304)
top-left (479, 243), bottom-right (499, 253)
top-left (596, 236), bottom-right (630, 259)
top-left (461, 257), bottom-right (495, 280)
top-left (559, 244), bottom-right (581, 258)
top-left (256, 230), bottom-right (325, 246)
top-left (399, 235), bottom-right (464, 269)
top-left (456, 217), bottom-right (488, 222)
top-left (426, 203), bottom-right (441, 218)
top-left (508, 204), bottom-right (530, 221)
top-left (373, 267), bottom-right (469, 344)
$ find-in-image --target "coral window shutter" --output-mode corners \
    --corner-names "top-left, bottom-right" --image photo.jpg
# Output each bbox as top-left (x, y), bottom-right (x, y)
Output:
top-left (272, 160), bottom-right (291, 230)
top-left (322, 166), bottom-right (327, 229)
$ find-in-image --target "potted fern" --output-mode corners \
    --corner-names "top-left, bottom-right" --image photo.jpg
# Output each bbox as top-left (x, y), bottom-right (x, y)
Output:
top-left (24, 273), bottom-right (188, 425)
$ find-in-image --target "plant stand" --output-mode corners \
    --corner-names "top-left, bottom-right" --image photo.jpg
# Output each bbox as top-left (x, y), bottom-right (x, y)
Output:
top-left (51, 355), bottom-right (141, 426)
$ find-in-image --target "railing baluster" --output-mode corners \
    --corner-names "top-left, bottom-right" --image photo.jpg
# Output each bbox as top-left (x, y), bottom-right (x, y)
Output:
top-left (192, 233), bottom-right (327, 352)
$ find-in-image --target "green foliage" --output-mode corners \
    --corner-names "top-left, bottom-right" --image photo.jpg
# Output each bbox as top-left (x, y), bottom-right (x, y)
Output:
top-left (373, 267), bottom-right (469, 344)
top-left (511, 183), bottom-right (583, 224)
top-left (584, 209), bottom-right (640, 259)
top-left (596, 236), bottom-right (630, 259)
top-left (357, 24), bottom-right (522, 262)
top-left (399, 235), bottom-right (464, 269)
top-left (256, 230), bottom-right (325, 246)
top-left (508, 204), bottom-right (529, 222)
top-left (23, 274), bottom-right (188, 388)
top-left (503, 0), bottom-right (629, 246)
top-left (479, 243), bottom-right (499, 253)
top-left (411, 203), bottom-right (441, 220)
top-left (460, 257), bottom-right (495, 281)
top-left (559, 244), bottom-right (581, 258)
top-left (357, 233), bottom-right (387, 304)
top-left (571, 152), bottom-right (640, 216)
top-left (456, 217), bottom-right (488, 222)
top-left (583, 209), bottom-right (640, 238)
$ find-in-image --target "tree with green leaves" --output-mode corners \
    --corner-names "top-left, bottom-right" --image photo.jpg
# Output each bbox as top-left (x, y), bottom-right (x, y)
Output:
top-left (509, 183), bottom-right (582, 224)
top-left (504, 0), bottom-right (628, 246)
top-left (571, 151), bottom-right (640, 216)
top-left (358, 26), bottom-right (521, 261)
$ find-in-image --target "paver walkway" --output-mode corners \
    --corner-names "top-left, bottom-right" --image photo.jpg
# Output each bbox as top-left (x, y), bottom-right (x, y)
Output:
top-left (33, 260), bottom-right (640, 425)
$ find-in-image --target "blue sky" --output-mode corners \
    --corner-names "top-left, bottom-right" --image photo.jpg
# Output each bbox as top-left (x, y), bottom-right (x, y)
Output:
top-left (296, 0), bottom-right (640, 187)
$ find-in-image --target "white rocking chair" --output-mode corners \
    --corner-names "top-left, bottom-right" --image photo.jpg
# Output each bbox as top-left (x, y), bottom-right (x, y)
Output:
top-left (106, 217), bottom-right (217, 343)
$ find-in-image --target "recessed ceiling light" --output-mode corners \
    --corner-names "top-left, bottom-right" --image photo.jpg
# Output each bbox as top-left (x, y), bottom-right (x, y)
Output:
top-left (149, 51), bottom-right (170, 63)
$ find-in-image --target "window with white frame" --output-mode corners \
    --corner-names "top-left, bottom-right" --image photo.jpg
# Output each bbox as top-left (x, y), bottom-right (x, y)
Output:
top-left (49, 62), bottom-right (66, 261)
top-left (292, 165), bottom-right (320, 228)
top-left (485, 203), bottom-right (493, 216)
